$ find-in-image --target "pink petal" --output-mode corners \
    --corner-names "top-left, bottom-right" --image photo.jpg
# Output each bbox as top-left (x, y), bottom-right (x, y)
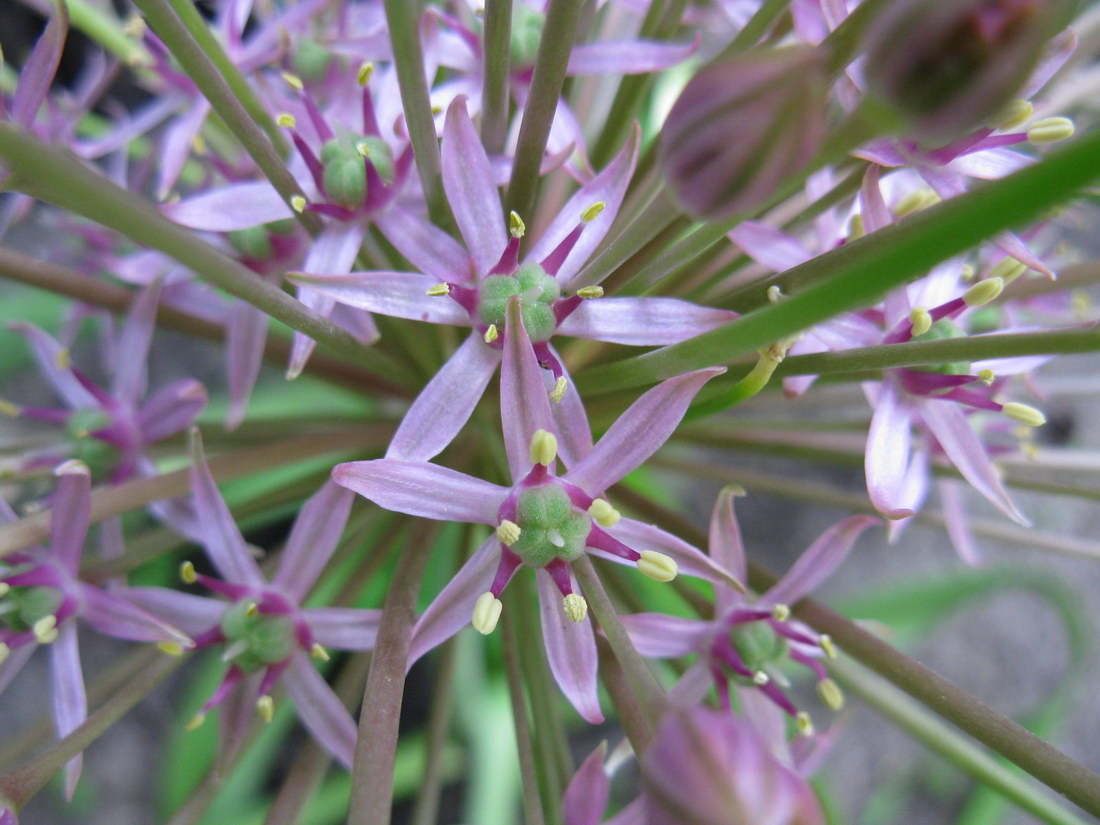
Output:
top-left (122, 587), bottom-right (225, 636)
top-left (501, 299), bottom-right (555, 478)
top-left (566, 37), bottom-right (698, 76)
top-left (226, 302), bottom-right (268, 431)
top-left (137, 379), bottom-right (207, 443)
top-left (939, 479), bottom-right (983, 566)
top-left (156, 100), bottom-right (211, 199)
top-left (332, 460), bottom-right (506, 524)
top-left (386, 334), bottom-right (500, 462)
top-left (765, 515), bottom-right (879, 606)
top-left (441, 96), bottom-right (505, 276)
top-left (557, 297), bottom-right (737, 346)
top-left (375, 208), bottom-right (473, 283)
top-left (289, 271), bottom-right (469, 325)
top-left (728, 222), bottom-right (812, 272)
top-left (947, 148), bottom-right (1031, 179)
top-left (607, 517), bottom-right (742, 587)
top-left (12, 6), bottom-right (68, 128)
top-left (563, 744), bottom-right (610, 825)
top-left (162, 182), bottom-right (292, 231)
top-left (709, 487), bottom-right (747, 610)
top-left (547, 343), bottom-right (593, 468)
top-left (111, 279), bottom-right (162, 405)
top-left (565, 368), bottom-right (723, 494)
top-left (538, 569), bottom-right (603, 723)
top-left (864, 381), bottom-right (916, 519)
top-left (51, 460), bottom-right (90, 573)
top-left (79, 584), bottom-right (193, 645)
top-left (50, 622), bottom-right (86, 800)
top-left (10, 322), bottom-right (98, 410)
top-left (271, 482), bottom-right (354, 600)
top-left (283, 653), bottom-right (357, 769)
top-left (619, 612), bottom-right (711, 658)
top-left (304, 607), bottom-right (382, 650)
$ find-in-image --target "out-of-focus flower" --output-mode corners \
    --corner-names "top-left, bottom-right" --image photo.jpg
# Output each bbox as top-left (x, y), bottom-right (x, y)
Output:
top-left (126, 434), bottom-right (376, 768)
top-left (562, 742), bottom-right (643, 825)
top-left (862, 0), bottom-right (1072, 141)
top-left (641, 706), bottom-right (824, 825)
top-left (661, 47), bottom-right (828, 219)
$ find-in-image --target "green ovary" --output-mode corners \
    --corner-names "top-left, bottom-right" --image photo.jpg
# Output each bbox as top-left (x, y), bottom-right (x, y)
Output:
top-left (476, 263), bottom-right (561, 342)
top-left (0, 585), bottom-right (63, 633)
top-left (910, 319), bottom-right (968, 375)
top-left (219, 600), bottom-right (297, 673)
top-left (730, 621), bottom-right (788, 675)
top-left (510, 5), bottom-right (545, 69)
top-left (510, 484), bottom-right (591, 567)
top-left (320, 138), bottom-right (367, 209)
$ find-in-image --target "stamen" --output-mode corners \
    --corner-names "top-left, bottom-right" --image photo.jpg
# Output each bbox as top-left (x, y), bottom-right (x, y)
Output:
top-left (355, 141), bottom-right (371, 157)
top-left (276, 113), bottom-right (296, 128)
top-left (992, 99), bottom-right (1033, 131)
top-left (1028, 117), bottom-right (1074, 144)
top-left (576, 286), bottom-right (604, 299)
top-left (817, 678), bottom-right (844, 710)
top-left (977, 369), bottom-right (995, 386)
top-left (587, 499), bottom-right (621, 527)
top-left (766, 285), bottom-right (785, 304)
top-left (496, 520), bottom-right (522, 545)
top-left (563, 593), bottom-right (588, 623)
top-left (158, 642), bottom-right (184, 656)
top-left (909, 307), bottom-right (932, 337)
top-left (529, 429), bottom-right (558, 467)
top-left (819, 634), bottom-right (837, 659)
top-left (580, 202), bottom-right (605, 222)
top-left (988, 258), bottom-right (1027, 284)
top-left (471, 592), bottom-right (503, 635)
top-left (796, 711), bottom-right (814, 736)
top-left (56, 348), bottom-right (71, 370)
top-left (771, 604), bottom-right (791, 622)
top-left (33, 615), bottom-right (58, 644)
top-left (752, 671), bottom-right (770, 686)
top-left (357, 62), bottom-right (374, 85)
top-left (960, 263), bottom-right (976, 282)
top-left (1002, 402), bottom-right (1046, 427)
top-left (0, 582), bottom-right (9, 597)
top-left (637, 551), bottom-right (678, 582)
top-left (191, 134), bottom-right (207, 155)
top-left (963, 277), bottom-right (1004, 307)
top-left (509, 210), bottom-right (526, 238)
top-left (311, 642), bottom-right (331, 661)
top-left (848, 214), bottom-right (864, 239)
top-left (290, 195), bottom-right (307, 213)
top-left (483, 324), bottom-right (499, 344)
top-left (257, 695), bottom-right (275, 724)
top-left (426, 283), bottom-right (451, 296)
top-left (550, 376), bottom-right (568, 403)
top-left (281, 71), bottom-right (304, 91)
top-left (0, 642), bottom-right (8, 665)
top-left (893, 188), bottom-right (939, 218)
top-left (0, 399), bottom-right (20, 417)
top-left (244, 602), bottom-right (259, 618)
top-left (185, 713), bottom-right (206, 731)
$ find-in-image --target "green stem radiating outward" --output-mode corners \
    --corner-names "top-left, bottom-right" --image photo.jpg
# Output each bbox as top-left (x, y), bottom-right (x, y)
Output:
top-left (480, 0), bottom-right (513, 156)
top-left (502, 604), bottom-right (549, 825)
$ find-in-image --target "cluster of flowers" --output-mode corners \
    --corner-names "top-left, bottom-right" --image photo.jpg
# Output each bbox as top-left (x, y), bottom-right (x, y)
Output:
top-left (0, 0), bottom-right (1095, 822)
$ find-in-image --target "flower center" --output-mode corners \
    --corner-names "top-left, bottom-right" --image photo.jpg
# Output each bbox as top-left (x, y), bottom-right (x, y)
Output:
top-left (729, 620), bottom-right (789, 675)
top-left (909, 319), bottom-right (969, 375)
top-left (477, 262), bottom-right (561, 343)
top-left (219, 600), bottom-right (297, 673)
top-left (0, 584), bottom-right (62, 634)
top-left (510, 484), bottom-right (591, 567)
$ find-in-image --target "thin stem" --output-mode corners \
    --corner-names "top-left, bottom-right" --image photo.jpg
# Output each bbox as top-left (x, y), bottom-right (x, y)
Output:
top-left (714, 0), bottom-right (792, 60)
top-left (506, 0), bottom-right (585, 220)
top-left (594, 636), bottom-right (653, 753)
top-left (346, 521), bottom-right (434, 825)
top-left (65, 0), bottom-right (151, 64)
top-left (410, 640), bottom-right (459, 825)
top-left (502, 600), bottom-right (548, 825)
top-left (480, 0), bottom-right (513, 156)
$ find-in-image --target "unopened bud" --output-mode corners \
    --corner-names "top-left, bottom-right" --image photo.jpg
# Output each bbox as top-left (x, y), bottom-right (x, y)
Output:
top-left (588, 498), bottom-right (621, 527)
top-left (563, 593), bottom-right (588, 623)
top-left (529, 429), bottom-right (558, 467)
top-left (472, 592), bottom-right (503, 635)
top-left (638, 551), bottom-right (678, 582)
top-left (963, 277), bottom-right (1004, 306)
top-left (1002, 401), bottom-right (1045, 427)
top-left (497, 520), bottom-right (522, 545)
top-left (1028, 116), bottom-right (1074, 144)
top-left (817, 678), bottom-right (845, 710)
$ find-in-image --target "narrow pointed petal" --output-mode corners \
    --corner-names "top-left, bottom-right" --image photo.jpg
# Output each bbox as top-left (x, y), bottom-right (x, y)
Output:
top-left (709, 487), bottom-right (747, 611)
top-left (333, 460), bottom-right (506, 524)
top-left (191, 434), bottom-right (265, 587)
top-left (533, 124), bottom-right (640, 288)
top-left (289, 271), bottom-right (469, 325)
top-left (303, 608), bottom-right (382, 650)
top-left (546, 343), bottom-right (592, 468)
top-left (79, 584), bottom-right (192, 645)
top-left (566, 368), bottom-right (723, 494)
top-left (272, 482), bottom-right (355, 600)
top-left (283, 653), bottom-right (357, 769)
top-left (939, 479), bottom-right (983, 565)
top-left (538, 570), bottom-right (602, 723)
top-left (162, 182), bottom-right (292, 230)
top-left (947, 148), bottom-right (1031, 179)
top-left (9, 323), bottom-right (98, 409)
top-left (567, 37), bottom-right (698, 76)
top-left (564, 745), bottom-right (611, 825)
top-left (122, 587), bottom-right (225, 636)
top-left (386, 334), bottom-right (500, 462)
top-left (556, 297), bottom-right (736, 345)
top-left (51, 461), bottom-right (91, 572)
top-left (156, 100), bottom-right (211, 199)
top-left (619, 612), bottom-right (711, 658)
top-left (441, 97), bottom-right (505, 275)
top-left (995, 232), bottom-right (1055, 279)
top-left (138, 379), bottom-right (207, 443)
top-left (375, 209), bottom-right (472, 283)
top-left (408, 537), bottom-right (499, 665)
top-left (12, 7), bottom-right (69, 128)
top-left (502, 299), bottom-right (555, 478)
top-left (728, 222), bottom-right (812, 271)
top-left (919, 400), bottom-right (1029, 525)
top-left (226, 303), bottom-right (268, 431)
top-left (0, 642), bottom-right (36, 696)
top-left (50, 622), bottom-right (86, 800)
top-left (765, 515), bottom-right (878, 606)
top-left (864, 381), bottom-right (916, 519)
top-left (111, 280), bottom-right (162, 405)
top-left (609, 517), bottom-right (742, 587)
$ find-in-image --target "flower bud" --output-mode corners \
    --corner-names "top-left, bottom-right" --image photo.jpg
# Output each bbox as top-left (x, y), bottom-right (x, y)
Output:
top-left (660, 47), bottom-right (828, 219)
top-left (642, 707), bottom-right (824, 825)
top-left (863, 0), bottom-right (1072, 141)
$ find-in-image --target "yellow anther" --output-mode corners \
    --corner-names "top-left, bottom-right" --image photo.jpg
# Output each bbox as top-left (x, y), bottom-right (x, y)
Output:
top-left (244, 602), bottom-right (259, 618)
top-left (33, 615), bottom-right (58, 644)
top-left (752, 671), bottom-right (770, 686)
top-left (122, 15), bottom-right (147, 38)
top-left (483, 324), bottom-right (499, 344)
top-left (431, 105), bottom-right (443, 116)
top-left (311, 642), bottom-right (331, 662)
top-left (185, 713), bottom-right (207, 731)
top-left (471, 592), bottom-right (503, 635)
top-left (563, 594), bottom-right (588, 623)
top-left (817, 678), bottom-right (845, 711)
top-left (508, 210), bottom-right (526, 238)
top-left (191, 134), bottom-right (207, 155)
top-left (180, 561), bottom-right (197, 584)
top-left (426, 282), bottom-right (451, 296)
top-left (550, 376), bottom-right (568, 403)
top-left (960, 263), bottom-right (976, 282)
top-left (56, 459), bottom-right (89, 477)
top-left (158, 642), bottom-right (184, 656)
top-left (992, 99), bottom-right (1033, 131)
top-left (0, 398), bottom-right (20, 417)
top-left (819, 634), bottom-right (837, 660)
top-left (496, 519), bottom-right (522, 545)
top-left (587, 499), bottom-right (621, 528)
top-left (796, 711), bottom-right (815, 737)
top-left (580, 202), bottom-right (606, 222)
top-left (0, 582), bottom-right (9, 598)
top-left (55, 348), bottom-right (71, 370)
top-left (529, 429), bottom-right (558, 467)
top-left (771, 604), bottom-right (791, 622)
top-left (276, 113), bottom-right (297, 128)
top-left (766, 285), bottom-right (785, 304)
top-left (281, 71), bottom-right (304, 91)
top-left (909, 307), bottom-right (932, 337)
top-left (988, 257), bottom-right (1028, 284)
top-left (1028, 116), bottom-right (1075, 144)
top-left (847, 213), bottom-right (864, 239)
top-left (576, 286), bottom-right (604, 299)
top-left (290, 195), bottom-right (307, 213)
top-left (0, 643), bottom-right (8, 665)
top-left (356, 62), bottom-right (374, 86)
top-left (963, 277), bottom-right (1004, 307)
top-left (356, 141), bottom-right (371, 157)
top-left (257, 695), bottom-right (275, 724)
top-left (637, 551), bottom-right (677, 582)
top-left (1002, 402), bottom-right (1045, 428)
top-left (893, 188), bottom-right (939, 218)
top-left (978, 369), bottom-right (995, 386)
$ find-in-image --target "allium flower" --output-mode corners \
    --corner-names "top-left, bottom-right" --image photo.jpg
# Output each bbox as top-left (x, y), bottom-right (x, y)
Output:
top-left (623, 489), bottom-right (876, 726)
top-left (0, 461), bottom-right (192, 798)
top-left (661, 47), bottom-right (828, 219)
top-left (562, 742), bottom-right (642, 825)
top-left (294, 96), bottom-right (735, 462)
top-left (126, 435), bottom-right (377, 768)
top-left (641, 706), bottom-right (824, 825)
top-left (335, 303), bottom-right (731, 721)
